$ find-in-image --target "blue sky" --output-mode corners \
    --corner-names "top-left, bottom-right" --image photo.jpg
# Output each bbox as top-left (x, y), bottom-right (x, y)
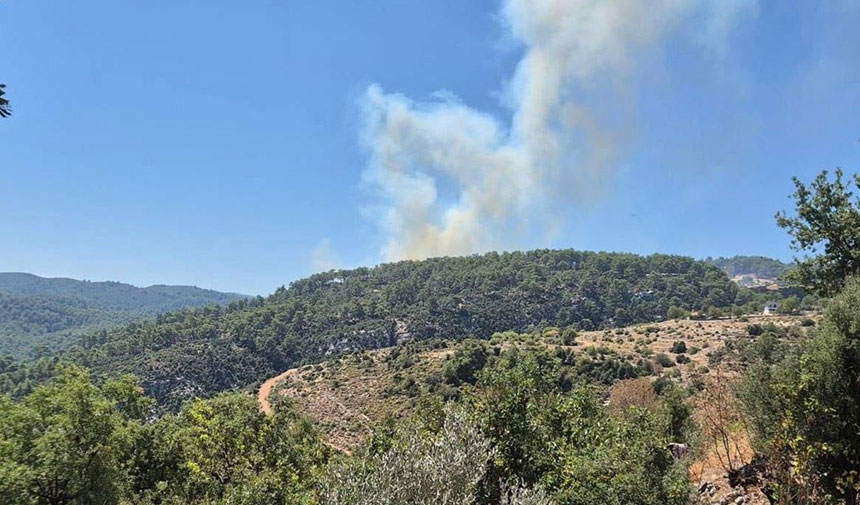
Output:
top-left (1, 1), bottom-right (858, 295)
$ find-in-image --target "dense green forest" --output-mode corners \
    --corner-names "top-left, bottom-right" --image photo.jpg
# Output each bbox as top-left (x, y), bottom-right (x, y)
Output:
top-left (1, 250), bottom-right (738, 408)
top-left (704, 255), bottom-right (793, 279)
top-left (0, 273), bottom-right (247, 359)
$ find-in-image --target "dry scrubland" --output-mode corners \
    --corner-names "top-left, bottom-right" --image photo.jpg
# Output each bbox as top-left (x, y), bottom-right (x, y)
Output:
top-left (264, 314), bottom-right (811, 450)
top-left (264, 347), bottom-right (455, 449)
top-left (261, 313), bottom-right (816, 504)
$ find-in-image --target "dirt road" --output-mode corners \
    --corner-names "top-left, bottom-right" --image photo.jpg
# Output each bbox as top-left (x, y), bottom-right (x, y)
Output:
top-left (257, 366), bottom-right (352, 454)
top-left (257, 367), bottom-right (298, 414)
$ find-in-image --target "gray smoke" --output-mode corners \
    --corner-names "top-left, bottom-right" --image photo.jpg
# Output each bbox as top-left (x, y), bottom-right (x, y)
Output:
top-left (360, 0), bottom-right (756, 261)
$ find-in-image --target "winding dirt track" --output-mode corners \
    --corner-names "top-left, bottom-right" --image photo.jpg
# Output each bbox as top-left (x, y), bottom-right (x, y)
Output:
top-left (257, 367), bottom-right (298, 414)
top-left (257, 367), bottom-right (352, 454)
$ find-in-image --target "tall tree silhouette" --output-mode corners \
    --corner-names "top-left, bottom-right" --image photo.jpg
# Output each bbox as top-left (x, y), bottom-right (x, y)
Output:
top-left (0, 84), bottom-right (10, 118)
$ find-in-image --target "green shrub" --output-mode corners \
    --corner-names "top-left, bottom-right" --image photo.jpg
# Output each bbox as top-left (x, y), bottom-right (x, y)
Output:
top-left (560, 327), bottom-right (578, 346)
top-left (655, 353), bottom-right (674, 368)
top-left (667, 306), bottom-right (689, 320)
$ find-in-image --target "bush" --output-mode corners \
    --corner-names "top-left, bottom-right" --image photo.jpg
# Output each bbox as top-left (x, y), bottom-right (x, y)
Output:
top-left (778, 296), bottom-right (800, 314)
top-left (442, 340), bottom-right (490, 386)
top-left (656, 353), bottom-right (675, 368)
top-left (652, 376), bottom-right (673, 395)
top-left (560, 327), bottom-right (578, 346)
top-left (320, 407), bottom-right (491, 505)
top-left (670, 341), bottom-right (687, 354)
top-left (609, 378), bottom-right (659, 414)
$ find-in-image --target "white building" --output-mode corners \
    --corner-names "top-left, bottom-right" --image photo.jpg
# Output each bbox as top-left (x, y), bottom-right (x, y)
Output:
top-left (763, 301), bottom-right (779, 315)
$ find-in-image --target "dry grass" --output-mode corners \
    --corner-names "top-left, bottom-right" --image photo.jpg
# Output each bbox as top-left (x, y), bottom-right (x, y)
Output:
top-left (576, 314), bottom-right (804, 381)
top-left (268, 347), bottom-right (453, 449)
top-left (261, 314), bottom-right (812, 454)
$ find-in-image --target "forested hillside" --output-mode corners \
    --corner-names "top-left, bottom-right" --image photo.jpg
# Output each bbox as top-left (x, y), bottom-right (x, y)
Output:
top-left (0, 273), bottom-right (246, 359)
top-left (705, 255), bottom-right (792, 279)
top-left (1, 250), bottom-right (738, 408)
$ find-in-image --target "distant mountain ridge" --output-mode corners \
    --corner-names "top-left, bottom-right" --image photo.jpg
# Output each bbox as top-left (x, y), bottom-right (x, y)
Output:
top-left (0, 273), bottom-right (247, 359)
top-left (0, 273), bottom-right (246, 311)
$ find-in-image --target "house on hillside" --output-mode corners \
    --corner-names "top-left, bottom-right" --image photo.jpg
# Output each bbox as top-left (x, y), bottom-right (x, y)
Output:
top-left (763, 301), bottom-right (779, 315)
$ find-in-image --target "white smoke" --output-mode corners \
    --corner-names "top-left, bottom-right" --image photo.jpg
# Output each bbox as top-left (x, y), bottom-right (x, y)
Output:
top-left (361, 0), bottom-right (754, 261)
top-left (311, 238), bottom-right (341, 272)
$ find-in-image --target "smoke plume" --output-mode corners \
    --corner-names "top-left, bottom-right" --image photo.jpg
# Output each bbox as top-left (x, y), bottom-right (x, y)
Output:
top-left (361, 0), bottom-right (754, 261)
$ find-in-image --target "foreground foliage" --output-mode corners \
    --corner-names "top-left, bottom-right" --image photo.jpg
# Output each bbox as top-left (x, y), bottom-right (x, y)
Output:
top-left (469, 351), bottom-right (690, 505)
top-left (1, 347), bottom-right (692, 505)
top-left (320, 407), bottom-right (492, 505)
top-left (740, 278), bottom-right (860, 504)
top-left (0, 367), bottom-right (330, 505)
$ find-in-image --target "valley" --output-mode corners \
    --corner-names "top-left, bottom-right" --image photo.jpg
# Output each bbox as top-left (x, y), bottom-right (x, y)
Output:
top-left (0, 273), bottom-right (247, 359)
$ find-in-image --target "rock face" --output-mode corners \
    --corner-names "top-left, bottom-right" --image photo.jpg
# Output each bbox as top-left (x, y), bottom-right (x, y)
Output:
top-left (394, 319), bottom-right (411, 344)
top-left (667, 442), bottom-right (689, 459)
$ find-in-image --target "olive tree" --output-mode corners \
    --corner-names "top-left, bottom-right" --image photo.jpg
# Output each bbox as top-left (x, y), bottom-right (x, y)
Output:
top-left (320, 406), bottom-right (493, 505)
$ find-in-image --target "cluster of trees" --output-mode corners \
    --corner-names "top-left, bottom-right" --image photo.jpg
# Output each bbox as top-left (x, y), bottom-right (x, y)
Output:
top-left (739, 279), bottom-right (860, 505)
top-left (0, 367), bottom-right (330, 505)
top-left (1, 250), bottom-right (738, 409)
top-left (0, 347), bottom-right (693, 505)
top-left (0, 273), bottom-right (245, 312)
top-left (738, 278), bottom-right (860, 504)
top-left (384, 333), bottom-right (652, 404)
top-left (0, 294), bottom-right (139, 358)
top-left (0, 273), bottom-right (246, 359)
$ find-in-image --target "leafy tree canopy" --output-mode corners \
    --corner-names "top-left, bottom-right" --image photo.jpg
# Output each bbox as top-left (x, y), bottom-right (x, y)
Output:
top-left (776, 168), bottom-right (860, 296)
